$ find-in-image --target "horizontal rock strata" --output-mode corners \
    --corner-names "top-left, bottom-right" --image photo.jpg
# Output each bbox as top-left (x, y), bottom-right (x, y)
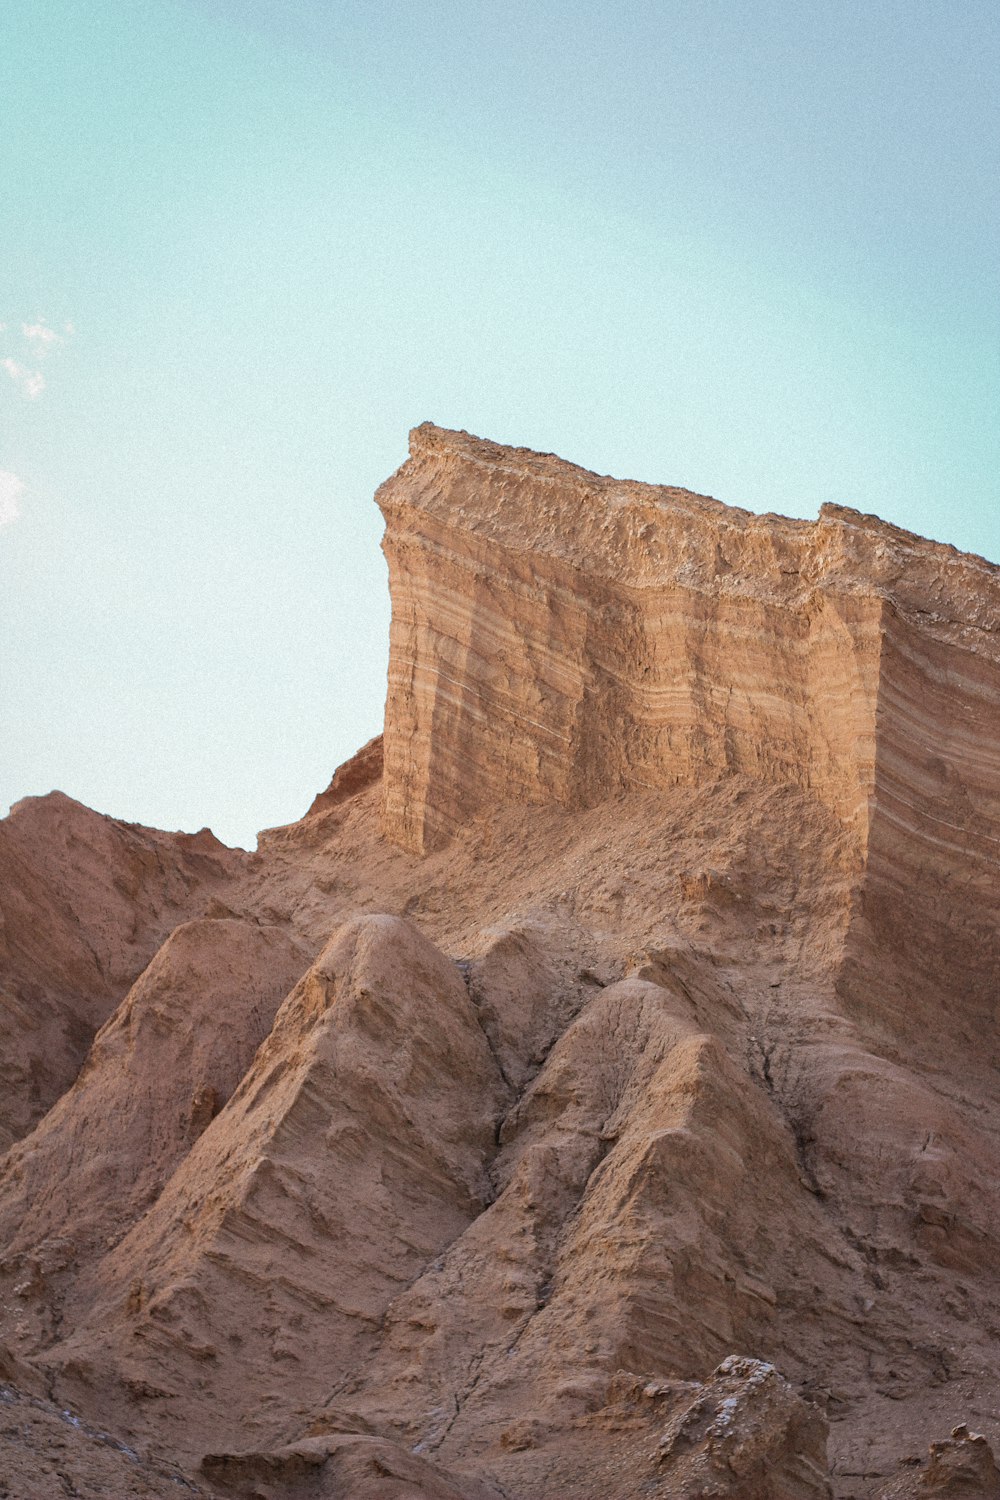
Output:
top-left (378, 424), bottom-right (998, 869)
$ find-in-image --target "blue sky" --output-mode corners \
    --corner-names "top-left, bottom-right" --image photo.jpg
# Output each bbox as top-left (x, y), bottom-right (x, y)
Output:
top-left (2, 0), bottom-right (997, 847)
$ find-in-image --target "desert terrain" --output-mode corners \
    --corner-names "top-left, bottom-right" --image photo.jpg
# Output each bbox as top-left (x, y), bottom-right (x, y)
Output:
top-left (1, 425), bottom-right (998, 1499)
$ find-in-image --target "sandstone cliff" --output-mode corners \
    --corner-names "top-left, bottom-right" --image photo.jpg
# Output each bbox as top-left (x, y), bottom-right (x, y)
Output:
top-left (0, 426), bottom-right (997, 1500)
top-left (378, 424), bottom-right (998, 858)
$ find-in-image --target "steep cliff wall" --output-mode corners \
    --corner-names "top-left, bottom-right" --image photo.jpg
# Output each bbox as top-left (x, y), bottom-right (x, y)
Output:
top-left (837, 592), bottom-right (1000, 1082)
top-left (379, 425), bottom-right (998, 858)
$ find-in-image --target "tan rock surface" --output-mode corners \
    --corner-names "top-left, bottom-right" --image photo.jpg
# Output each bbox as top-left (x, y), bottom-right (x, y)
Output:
top-left (36, 914), bottom-right (505, 1465)
top-left (0, 917), bottom-right (309, 1352)
top-left (874, 1424), bottom-right (1000, 1498)
top-left (378, 424), bottom-right (998, 856)
top-left (0, 1377), bottom-right (212, 1498)
top-left (0, 791), bottom-right (243, 1151)
top-left (0, 426), bottom-right (997, 1499)
top-left (202, 1430), bottom-right (504, 1500)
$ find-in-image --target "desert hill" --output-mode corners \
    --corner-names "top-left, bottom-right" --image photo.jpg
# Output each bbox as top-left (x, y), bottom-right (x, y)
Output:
top-left (0, 425), bottom-right (998, 1499)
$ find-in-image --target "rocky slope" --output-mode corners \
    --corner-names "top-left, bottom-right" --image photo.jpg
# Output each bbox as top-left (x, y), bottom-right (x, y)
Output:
top-left (0, 425), bottom-right (997, 1500)
top-left (0, 792), bottom-right (242, 1152)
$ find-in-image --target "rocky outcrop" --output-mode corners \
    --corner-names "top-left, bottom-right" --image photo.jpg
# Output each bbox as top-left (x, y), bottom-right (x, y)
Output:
top-left (378, 424), bottom-right (999, 856)
top-left (875, 1425), bottom-right (1000, 1498)
top-left (0, 917), bottom-right (309, 1348)
top-left (621, 1357), bottom-right (831, 1500)
top-left (331, 966), bottom-right (854, 1476)
top-left (36, 915), bottom-right (505, 1463)
top-left (376, 431), bottom-right (1000, 1405)
top-left (0, 791), bottom-right (243, 1150)
top-left (304, 734), bottom-right (384, 819)
top-left (0, 426), bottom-right (997, 1499)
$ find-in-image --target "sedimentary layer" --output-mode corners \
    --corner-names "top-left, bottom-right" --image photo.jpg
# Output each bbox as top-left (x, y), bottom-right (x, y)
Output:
top-left (378, 424), bottom-right (999, 861)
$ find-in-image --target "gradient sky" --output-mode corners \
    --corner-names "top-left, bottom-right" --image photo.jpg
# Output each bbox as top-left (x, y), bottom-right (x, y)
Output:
top-left (2, 0), bottom-right (997, 848)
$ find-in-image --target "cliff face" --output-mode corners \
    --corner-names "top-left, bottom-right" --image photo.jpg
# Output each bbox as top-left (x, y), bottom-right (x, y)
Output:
top-left (379, 424), bottom-right (999, 860)
top-left (0, 426), bottom-right (998, 1500)
top-left (379, 423), bottom-right (1000, 1124)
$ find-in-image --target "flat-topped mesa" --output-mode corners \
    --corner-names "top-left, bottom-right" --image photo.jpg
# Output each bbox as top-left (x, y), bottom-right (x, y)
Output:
top-left (378, 423), bottom-right (1000, 859)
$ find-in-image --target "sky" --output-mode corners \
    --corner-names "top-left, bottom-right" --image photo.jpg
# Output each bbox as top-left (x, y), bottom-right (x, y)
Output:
top-left (2, 0), bottom-right (997, 849)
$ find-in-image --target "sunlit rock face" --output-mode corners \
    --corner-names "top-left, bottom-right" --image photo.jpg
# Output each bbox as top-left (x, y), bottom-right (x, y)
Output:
top-left (378, 424), bottom-right (997, 861)
top-left (377, 422), bottom-right (1000, 1098)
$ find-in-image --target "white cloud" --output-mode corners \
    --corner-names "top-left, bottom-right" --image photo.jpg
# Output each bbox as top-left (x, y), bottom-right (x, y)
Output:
top-left (22, 320), bottom-right (61, 346)
top-left (1, 316), bottom-right (72, 399)
top-left (2, 358), bottom-right (45, 399)
top-left (0, 470), bottom-right (24, 529)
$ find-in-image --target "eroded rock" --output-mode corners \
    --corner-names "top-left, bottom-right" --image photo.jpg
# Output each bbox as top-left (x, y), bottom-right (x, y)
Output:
top-left (0, 427), bottom-right (998, 1499)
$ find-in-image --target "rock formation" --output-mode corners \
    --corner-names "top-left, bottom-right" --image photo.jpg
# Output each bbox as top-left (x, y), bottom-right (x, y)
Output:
top-left (0, 792), bottom-right (241, 1151)
top-left (0, 425), bottom-right (997, 1499)
top-left (874, 1424), bottom-right (1000, 1498)
top-left (378, 424), bottom-right (999, 858)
